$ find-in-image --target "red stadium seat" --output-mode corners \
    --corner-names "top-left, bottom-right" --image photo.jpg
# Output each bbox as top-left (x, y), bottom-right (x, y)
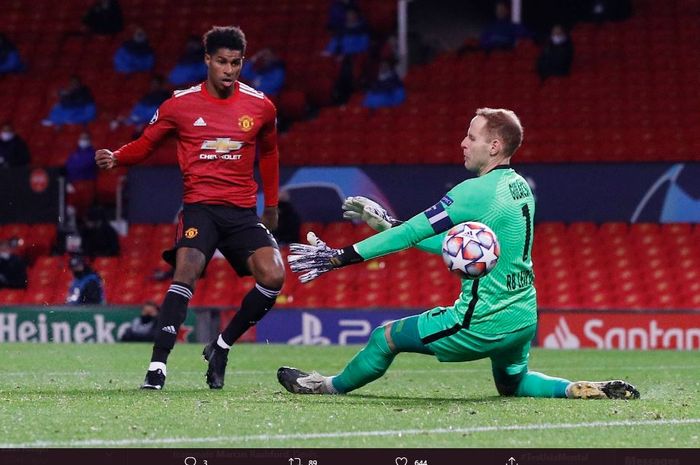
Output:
top-left (277, 90), bottom-right (308, 121)
top-left (0, 289), bottom-right (26, 305)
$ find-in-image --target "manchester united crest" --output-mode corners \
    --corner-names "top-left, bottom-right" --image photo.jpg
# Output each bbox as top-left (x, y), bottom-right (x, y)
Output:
top-left (238, 115), bottom-right (255, 132)
top-left (185, 227), bottom-right (198, 239)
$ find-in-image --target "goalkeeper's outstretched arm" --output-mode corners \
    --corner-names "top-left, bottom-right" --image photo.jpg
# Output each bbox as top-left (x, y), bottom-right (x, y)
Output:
top-left (288, 194), bottom-right (468, 283)
top-left (414, 235), bottom-right (444, 255)
top-left (342, 196), bottom-right (442, 254)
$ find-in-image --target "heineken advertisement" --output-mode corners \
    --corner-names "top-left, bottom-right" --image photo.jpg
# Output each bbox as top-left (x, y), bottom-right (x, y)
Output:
top-left (0, 306), bottom-right (197, 343)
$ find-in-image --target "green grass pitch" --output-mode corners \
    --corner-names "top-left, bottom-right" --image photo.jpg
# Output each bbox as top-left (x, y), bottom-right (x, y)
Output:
top-left (1, 343), bottom-right (699, 448)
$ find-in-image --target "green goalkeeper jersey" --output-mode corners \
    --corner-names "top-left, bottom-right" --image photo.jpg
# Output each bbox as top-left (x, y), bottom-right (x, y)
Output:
top-left (354, 165), bottom-right (537, 335)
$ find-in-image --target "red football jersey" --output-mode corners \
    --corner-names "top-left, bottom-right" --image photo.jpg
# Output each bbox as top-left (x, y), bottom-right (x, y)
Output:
top-left (114, 81), bottom-right (279, 208)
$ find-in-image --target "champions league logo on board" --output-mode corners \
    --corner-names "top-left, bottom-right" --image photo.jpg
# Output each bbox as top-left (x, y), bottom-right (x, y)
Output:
top-left (632, 164), bottom-right (700, 223)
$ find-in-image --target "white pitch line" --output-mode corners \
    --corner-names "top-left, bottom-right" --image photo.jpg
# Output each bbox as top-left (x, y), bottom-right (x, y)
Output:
top-left (3, 418), bottom-right (700, 448)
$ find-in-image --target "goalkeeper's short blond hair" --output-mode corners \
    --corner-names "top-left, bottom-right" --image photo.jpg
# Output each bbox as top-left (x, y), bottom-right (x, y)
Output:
top-left (476, 108), bottom-right (523, 158)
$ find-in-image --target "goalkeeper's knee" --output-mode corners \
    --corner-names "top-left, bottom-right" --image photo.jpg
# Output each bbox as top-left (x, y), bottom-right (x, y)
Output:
top-left (359, 326), bottom-right (395, 376)
top-left (369, 325), bottom-right (393, 355)
top-left (492, 368), bottom-right (525, 397)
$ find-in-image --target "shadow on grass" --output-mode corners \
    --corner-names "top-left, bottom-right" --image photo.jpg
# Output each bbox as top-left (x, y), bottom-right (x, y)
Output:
top-left (266, 391), bottom-right (503, 406)
top-left (351, 393), bottom-right (500, 403)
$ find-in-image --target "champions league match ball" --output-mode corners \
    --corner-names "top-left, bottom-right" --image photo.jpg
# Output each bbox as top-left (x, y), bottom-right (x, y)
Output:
top-left (442, 222), bottom-right (500, 279)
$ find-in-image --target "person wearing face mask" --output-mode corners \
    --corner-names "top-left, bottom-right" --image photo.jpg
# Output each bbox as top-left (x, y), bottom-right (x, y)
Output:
top-left (114, 27), bottom-right (155, 74)
top-left (0, 122), bottom-right (30, 168)
top-left (66, 254), bottom-right (105, 305)
top-left (42, 76), bottom-right (97, 127)
top-left (536, 24), bottom-right (574, 82)
top-left (65, 132), bottom-right (98, 220)
top-left (120, 301), bottom-right (160, 342)
top-left (0, 239), bottom-right (27, 290)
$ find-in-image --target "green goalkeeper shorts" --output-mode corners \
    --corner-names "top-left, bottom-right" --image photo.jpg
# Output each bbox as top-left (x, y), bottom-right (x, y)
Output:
top-left (414, 306), bottom-right (536, 372)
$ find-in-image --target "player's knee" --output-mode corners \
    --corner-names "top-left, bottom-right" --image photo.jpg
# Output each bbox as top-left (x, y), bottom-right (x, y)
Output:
top-left (252, 259), bottom-right (285, 289)
top-left (493, 369), bottom-right (524, 397)
top-left (369, 325), bottom-right (392, 355)
top-left (257, 265), bottom-right (285, 290)
top-left (495, 381), bottom-right (518, 397)
top-left (250, 250), bottom-right (285, 289)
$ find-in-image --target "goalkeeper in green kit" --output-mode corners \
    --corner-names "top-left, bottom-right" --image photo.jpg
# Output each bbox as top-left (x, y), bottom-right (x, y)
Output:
top-left (278, 108), bottom-right (639, 400)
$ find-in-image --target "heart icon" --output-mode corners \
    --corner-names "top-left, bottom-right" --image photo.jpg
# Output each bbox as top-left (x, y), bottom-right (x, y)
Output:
top-left (395, 458), bottom-right (408, 465)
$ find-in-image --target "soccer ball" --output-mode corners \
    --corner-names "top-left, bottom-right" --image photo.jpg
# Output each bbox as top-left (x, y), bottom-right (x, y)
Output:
top-left (442, 222), bottom-right (500, 279)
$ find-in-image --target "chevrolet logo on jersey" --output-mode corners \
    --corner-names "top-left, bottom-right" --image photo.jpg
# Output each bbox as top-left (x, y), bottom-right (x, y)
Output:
top-left (201, 138), bottom-right (244, 153)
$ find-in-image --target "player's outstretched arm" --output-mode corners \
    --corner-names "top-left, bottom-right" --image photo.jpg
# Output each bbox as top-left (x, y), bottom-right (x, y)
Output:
top-left (288, 232), bottom-right (363, 283)
top-left (343, 196), bottom-right (443, 254)
top-left (342, 196), bottom-right (403, 232)
top-left (95, 149), bottom-right (117, 170)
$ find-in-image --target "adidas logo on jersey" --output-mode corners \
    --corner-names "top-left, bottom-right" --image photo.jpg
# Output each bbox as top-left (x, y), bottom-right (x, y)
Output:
top-left (162, 325), bottom-right (177, 335)
top-left (193, 117), bottom-right (207, 127)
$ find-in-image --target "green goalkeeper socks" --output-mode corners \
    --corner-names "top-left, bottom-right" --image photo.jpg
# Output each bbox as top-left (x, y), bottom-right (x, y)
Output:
top-left (515, 371), bottom-right (571, 398)
top-left (332, 326), bottom-right (395, 393)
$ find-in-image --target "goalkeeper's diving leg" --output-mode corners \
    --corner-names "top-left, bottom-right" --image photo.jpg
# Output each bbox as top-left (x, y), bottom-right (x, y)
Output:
top-left (277, 316), bottom-right (432, 394)
top-left (277, 316), bottom-right (640, 399)
top-left (490, 328), bottom-right (639, 399)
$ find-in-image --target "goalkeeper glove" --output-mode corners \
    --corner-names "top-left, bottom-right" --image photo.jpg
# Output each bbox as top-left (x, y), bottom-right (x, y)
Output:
top-left (341, 196), bottom-right (403, 232)
top-left (288, 232), bottom-right (363, 283)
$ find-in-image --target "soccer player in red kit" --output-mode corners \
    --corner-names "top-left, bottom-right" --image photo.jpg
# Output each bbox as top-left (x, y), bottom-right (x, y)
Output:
top-left (95, 26), bottom-right (285, 390)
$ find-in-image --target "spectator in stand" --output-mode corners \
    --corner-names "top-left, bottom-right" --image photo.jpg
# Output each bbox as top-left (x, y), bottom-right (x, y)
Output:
top-left (66, 254), bottom-right (105, 305)
top-left (479, 1), bottom-right (530, 52)
top-left (120, 301), bottom-right (160, 342)
top-left (362, 60), bottom-right (405, 110)
top-left (83, 0), bottom-right (124, 36)
top-left (0, 33), bottom-right (24, 75)
top-left (0, 238), bottom-right (27, 289)
top-left (111, 75), bottom-right (170, 134)
top-left (65, 132), bottom-right (98, 219)
top-left (379, 34), bottom-right (400, 67)
top-left (168, 35), bottom-right (207, 86)
top-left (323, 8), bottom-right (371, 105)
top-left (536, 24), bottom-right (574, 81)
top-left (323, 8), bottom-right (370, 58)
top-left (241, 48), bottom-right (286, 98)
top-left (113, 27), bottom-right (155, 74)
top-left (0, 122), bottom-right (30, 168)
top-left (79, 205), bottom-right (120, 258)
top-left (327, 0), bottom-right (360, 34)
top-left (42, 76), bottom-right (97, 127)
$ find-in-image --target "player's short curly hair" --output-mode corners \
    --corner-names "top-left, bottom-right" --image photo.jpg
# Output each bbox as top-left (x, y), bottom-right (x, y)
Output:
top-left (203, 26), bottom-right (247, 55)
top-left (476, 107), bottom-right (523, 157)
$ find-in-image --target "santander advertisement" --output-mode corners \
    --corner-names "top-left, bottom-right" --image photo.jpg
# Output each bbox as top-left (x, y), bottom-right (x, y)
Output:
top-left (539, 313), bottom-right (700, 350)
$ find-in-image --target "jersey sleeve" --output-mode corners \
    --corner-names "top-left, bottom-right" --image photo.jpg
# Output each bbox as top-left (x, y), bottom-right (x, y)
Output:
top-left (354, 177), bottom-right (494, 260)
top-left (257, 97), bottom-right (280, 207)
top-left (414, 234), bottom-right (445, 255)
top-left (113, 97), bottom-right (177, 165)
